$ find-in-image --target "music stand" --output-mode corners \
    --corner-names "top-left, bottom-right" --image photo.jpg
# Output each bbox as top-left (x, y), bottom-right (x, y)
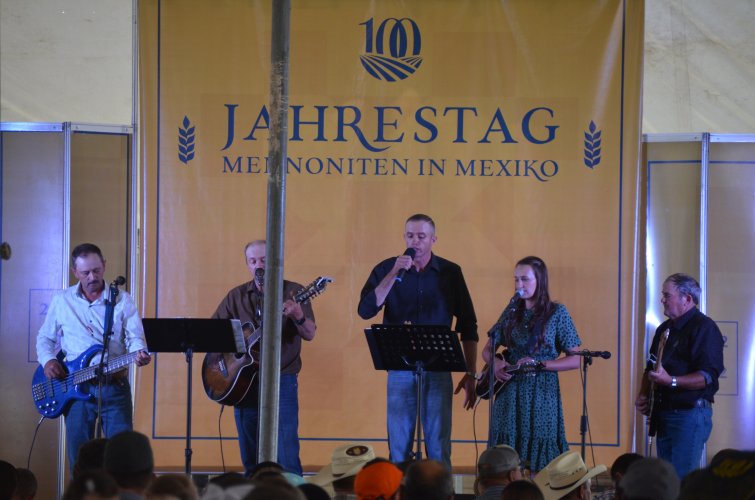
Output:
top-left (143, 318), bottom-right (245, 475)
top-left (365, 324), bottom-right (467, 461)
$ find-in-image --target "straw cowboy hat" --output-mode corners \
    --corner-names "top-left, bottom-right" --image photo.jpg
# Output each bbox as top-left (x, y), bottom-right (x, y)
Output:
top-left (535, 451), bottom-right (606, 500)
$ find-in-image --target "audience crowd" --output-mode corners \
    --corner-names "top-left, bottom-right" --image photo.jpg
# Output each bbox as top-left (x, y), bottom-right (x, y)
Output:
top-left (2, 435), bottom-right (753, 499)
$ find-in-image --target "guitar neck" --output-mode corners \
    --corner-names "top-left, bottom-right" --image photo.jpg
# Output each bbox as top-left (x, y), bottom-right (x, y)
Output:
top-left (74, 351), bottom-right (139, 385)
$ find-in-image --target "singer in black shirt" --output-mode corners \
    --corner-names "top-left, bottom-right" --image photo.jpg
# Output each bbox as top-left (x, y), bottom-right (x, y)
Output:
top-left (635, 273), bottom-right (724, 479)
top-left (358, 213), bottom-right (478, 468)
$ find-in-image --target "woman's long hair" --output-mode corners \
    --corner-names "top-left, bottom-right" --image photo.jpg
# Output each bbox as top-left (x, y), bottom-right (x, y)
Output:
top-left (503, 256), bottom-right (556, 353)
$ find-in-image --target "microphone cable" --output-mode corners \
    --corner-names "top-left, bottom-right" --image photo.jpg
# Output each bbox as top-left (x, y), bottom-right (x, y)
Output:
top-left (27, 416), bottom-right (46, 469)
top-left (578, 366), bottom-right (599, 470)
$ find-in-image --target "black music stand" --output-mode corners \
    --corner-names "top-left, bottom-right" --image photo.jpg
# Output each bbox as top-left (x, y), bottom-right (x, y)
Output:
top-left (365, 324), bottom-right (467, 461)
top-left (143, 318), bottom-right (245, 475)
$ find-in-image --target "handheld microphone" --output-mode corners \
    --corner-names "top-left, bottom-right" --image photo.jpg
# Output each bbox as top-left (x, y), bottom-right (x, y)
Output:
top-left (394, 248), bottom-right (416, 283)
top-left (111, 276), bottom-right (126, 287)
top-left (573, 350), bottom-right (611, 359)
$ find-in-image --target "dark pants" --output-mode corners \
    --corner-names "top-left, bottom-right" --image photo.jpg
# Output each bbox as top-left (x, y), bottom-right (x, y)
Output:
top-left (234, 373), bottom-right (302, 475)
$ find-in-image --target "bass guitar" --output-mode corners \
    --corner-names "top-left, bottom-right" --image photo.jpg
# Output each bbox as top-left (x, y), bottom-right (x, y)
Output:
top-left (31, 345), bottom-right (138, 418)
top-left (475, 355), bottom-right (545, 401)
top-left (201, 276), bottom-right (333, 406)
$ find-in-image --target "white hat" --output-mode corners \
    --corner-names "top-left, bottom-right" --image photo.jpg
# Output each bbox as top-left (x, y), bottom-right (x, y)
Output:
top-left (536, 451), bottom-right (606, 500)
top-left (308, 443), bottom-right (376, 487)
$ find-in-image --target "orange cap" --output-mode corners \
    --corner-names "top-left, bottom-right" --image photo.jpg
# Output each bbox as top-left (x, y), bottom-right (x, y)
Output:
top-left (354, 461), bottom-right (403, 500)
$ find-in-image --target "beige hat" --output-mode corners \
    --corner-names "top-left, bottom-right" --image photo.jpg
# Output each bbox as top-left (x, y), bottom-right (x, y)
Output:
top-left (308, 443), bottom-right (376, 487)
top-left (536, 451), bottom-right (606, 500)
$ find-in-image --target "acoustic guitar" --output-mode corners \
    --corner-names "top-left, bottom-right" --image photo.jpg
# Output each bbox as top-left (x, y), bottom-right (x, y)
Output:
top-left (201, 276), bottom-right (332, 405)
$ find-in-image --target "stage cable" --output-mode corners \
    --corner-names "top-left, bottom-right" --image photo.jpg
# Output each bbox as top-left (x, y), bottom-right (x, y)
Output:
top-left (27, 416), bottom-right (46, 469)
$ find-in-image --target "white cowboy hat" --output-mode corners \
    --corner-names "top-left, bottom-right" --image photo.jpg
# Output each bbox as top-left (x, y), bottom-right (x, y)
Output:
top-left (308, 443), bottom-right (376, 487)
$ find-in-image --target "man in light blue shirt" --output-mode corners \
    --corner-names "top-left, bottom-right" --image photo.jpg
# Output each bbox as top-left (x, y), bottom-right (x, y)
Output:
top-left (36, 243), bottom-right (151, 472)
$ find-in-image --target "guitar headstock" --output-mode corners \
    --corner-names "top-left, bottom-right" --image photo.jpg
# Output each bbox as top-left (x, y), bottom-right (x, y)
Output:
top-left (294, 276), bottom-right (334, 303)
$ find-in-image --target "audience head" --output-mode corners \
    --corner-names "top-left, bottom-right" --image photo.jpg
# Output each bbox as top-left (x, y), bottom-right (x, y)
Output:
top-left (308, 443), bottom-right (376, 491)
top-left (501, 479), bottom-right (545, 500)
top-left (74, 438), bottom-right (109, 478)
top-left (13, 468), bottom-right (38, 500)
top-left (208, 472), bottom-right (250, 489)
top-left (103, 430), bottom-right (154, 492)
top-left (536, 451), bottom-right (605, 500)
top-left (244, 480), bottom-right (305, 500)
top-left (678, 449), bottom-right (755, 500)
top-left (249, 460), bottom-right (284, 479)
top-left (298, 483), bottom-right (331, 500)
top-left (62, 469), bottom-right (119, 500)
top-left (476, 444), bottom-right (523, 494)
top-left (354, 460), bottom-right (403, 500)
top-left (144, 473), bottom-right (198, 500)
top-left (400, 459), bottom-right (454, 500)
top-left (618, 457), bottom-right (679, 500)
top-left (609, 453), bottom-right (643, 490)
top-left (0, 460), bottom-right (18, 500)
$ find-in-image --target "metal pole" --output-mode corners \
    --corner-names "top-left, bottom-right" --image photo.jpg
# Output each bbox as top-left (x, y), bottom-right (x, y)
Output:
top-left (699, 132), bottom-right (709, 314)
top-left (258, 0), bottom-right (290, 465)
top-left (698, 132), bottom-right (710, 468)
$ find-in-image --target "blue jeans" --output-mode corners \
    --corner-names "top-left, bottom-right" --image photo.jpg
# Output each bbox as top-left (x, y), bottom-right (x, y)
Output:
top-left (234, 373), bottom-right (302, 475)
top-left (656, 405), bottom-right (713, 479)
top-left (387, 371), bottom-right (452, 468)
top-left (64, 379), bottom-right (133, 472)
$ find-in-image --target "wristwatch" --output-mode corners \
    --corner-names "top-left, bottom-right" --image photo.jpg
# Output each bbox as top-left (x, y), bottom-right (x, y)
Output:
top-left (670, 376), bottom-right (678, 388)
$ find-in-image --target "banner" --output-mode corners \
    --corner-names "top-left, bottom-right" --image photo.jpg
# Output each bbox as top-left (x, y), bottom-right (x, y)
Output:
top-left (138, 0), bottom-right (644, 470)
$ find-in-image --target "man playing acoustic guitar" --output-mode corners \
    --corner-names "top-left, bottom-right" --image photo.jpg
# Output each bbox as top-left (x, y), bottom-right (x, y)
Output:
top-left (36, 243), bottom-right (151, 473)
top-left (211, 240), bottom-right (316, 476)
top-left (635, 273), bottom-right (724, 479)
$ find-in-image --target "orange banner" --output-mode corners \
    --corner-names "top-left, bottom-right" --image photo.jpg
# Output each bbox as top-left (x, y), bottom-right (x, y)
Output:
top-left (138, 0), bottom-right (644, 470)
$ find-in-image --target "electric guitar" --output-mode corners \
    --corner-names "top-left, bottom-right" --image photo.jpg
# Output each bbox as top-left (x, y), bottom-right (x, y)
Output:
top-left (31, 345), bottom-right (138, 418)
top-left (475, 354), bottom-right (545, 401)
top-left (201, 276), bottom-right (333, 405)
top-left (643, 328), bottom-right (669, 442)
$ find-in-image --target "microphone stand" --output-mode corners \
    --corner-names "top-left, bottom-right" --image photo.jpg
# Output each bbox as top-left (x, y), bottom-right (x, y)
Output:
top-left (486, 333), bottom-right (497, 448)
top-left (95, 281), bottom-right (120, 438)
top-left (486, 302), bottom-right (515, 448)
top-left (579, 353), bottom-right (592, 460)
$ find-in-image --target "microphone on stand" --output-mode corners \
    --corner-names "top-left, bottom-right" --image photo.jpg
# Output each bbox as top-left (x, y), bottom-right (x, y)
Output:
top-left (487, 289), bottom-right (525, 337)
top-left (573, 350), bottom-right (612, 359)
top-left (111, 276), bottom-right (126, 287)
top-left (394, 248), bottom-right (416, 283)
top-left (509, 289), bottom-right (525, 304)
top-left (254, 268), bottom-right (264, 288)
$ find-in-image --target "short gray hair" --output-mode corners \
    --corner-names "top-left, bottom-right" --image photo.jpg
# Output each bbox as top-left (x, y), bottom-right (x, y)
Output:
top-left (244, 240), bottom-right (265, 256)
top-left (664, 273), bottom-right (701, 305)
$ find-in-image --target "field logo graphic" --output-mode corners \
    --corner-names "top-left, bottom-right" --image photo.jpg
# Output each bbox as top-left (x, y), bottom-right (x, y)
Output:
top-left (360, 17), bottom-right (422, 82)
top-left (178, 116), bottom-right (196, 165)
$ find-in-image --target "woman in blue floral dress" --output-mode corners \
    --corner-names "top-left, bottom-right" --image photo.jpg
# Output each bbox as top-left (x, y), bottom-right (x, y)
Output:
top-left (482, 256), bottom-right (582, 472)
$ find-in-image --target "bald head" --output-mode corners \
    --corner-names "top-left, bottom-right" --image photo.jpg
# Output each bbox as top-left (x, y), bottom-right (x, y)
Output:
top-left (401, 459), bottom-right (454, 500)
